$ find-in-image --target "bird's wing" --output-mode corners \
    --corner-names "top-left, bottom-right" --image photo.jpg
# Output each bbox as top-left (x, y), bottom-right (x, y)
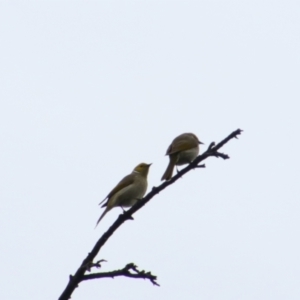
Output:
top-left (166, 136), bottom-right (198, 155)
top-left (100, 174), bottom-right (135, 207)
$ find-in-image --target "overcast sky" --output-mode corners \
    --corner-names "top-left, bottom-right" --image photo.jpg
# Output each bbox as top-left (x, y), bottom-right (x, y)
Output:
top-left (1, 1), bottom-right (300, 300)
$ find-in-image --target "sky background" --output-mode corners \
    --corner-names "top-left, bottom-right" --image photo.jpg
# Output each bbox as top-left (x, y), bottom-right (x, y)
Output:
top-left (1, 1), bottom-right (300, 299)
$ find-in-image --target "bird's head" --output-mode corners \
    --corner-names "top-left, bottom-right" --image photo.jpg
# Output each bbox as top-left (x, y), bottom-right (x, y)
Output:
top-left (133, 163), bottom-right (152, 177)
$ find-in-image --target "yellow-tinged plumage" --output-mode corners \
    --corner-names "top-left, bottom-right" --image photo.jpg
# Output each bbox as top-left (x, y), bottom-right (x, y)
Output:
top-left (161, 133), bottom-right (203, 181)
top-left (96, 163), bottom-right (151, 226)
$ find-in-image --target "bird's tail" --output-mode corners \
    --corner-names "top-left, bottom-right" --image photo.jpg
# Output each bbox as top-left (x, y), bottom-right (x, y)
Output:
top-left (99, 197), bottom-right (107, 206)
top-left (95, 206), bottom-right (111, 228)
top-left (161, 155), bottom-right (177, 181)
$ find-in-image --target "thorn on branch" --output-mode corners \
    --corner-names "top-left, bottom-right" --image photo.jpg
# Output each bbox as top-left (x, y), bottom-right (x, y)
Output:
top-left (207, 142), bottom-right (215, 151)
top-left (195, 164), bottom-right (206, 168)
top-left (121, 212), bottom-right (134, 220)
top-left (119, 209), bottom-right (134, 221)
top-left (151, 186), bottom-right (158, 193)
top-left (83, 259), bottom-right (107, 272)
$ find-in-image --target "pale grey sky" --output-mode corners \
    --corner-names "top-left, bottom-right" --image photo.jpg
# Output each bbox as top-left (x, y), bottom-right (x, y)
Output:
top-left (1, 1), bottom-right (300, 300)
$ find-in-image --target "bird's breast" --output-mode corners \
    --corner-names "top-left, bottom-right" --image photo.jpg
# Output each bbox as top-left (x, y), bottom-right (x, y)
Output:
top-left (111, 177), bottom-right (147, 207)
top-left (176, 146), bottom-right (199, 165)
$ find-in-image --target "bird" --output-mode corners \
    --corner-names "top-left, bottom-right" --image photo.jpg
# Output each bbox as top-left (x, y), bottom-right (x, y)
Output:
top-left (96, 163), bottom-right (151, 226)
top-left (161, 133), bottom-right (204, 181)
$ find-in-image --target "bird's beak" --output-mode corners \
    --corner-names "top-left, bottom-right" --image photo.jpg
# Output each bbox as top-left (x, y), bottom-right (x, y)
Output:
top-left (199, 141), bottom-right (204, 145)
top-left (147, 163), bottom-right (152, 167)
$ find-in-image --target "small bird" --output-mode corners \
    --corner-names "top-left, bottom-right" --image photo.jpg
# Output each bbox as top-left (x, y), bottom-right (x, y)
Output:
top-left (96, 163), bottom-right (151, 226)
top-left (161, 133), bottom-right (204, 181)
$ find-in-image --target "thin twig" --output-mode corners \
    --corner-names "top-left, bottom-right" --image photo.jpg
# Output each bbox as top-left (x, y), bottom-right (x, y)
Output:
top-left (82, 263), bottom-right (159, 286)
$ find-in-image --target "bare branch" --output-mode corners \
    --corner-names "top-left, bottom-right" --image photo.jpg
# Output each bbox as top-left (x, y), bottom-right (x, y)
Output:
top-left (58, 128), bottom-right (242, 300)
top-left (82, 263), bottom-right (159, 286)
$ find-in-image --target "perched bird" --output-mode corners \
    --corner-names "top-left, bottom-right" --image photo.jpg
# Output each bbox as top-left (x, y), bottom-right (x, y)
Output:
top-left (161, 133), bottom-right (203, 181)
top-left (96, 163), bottom-right (151, 226)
